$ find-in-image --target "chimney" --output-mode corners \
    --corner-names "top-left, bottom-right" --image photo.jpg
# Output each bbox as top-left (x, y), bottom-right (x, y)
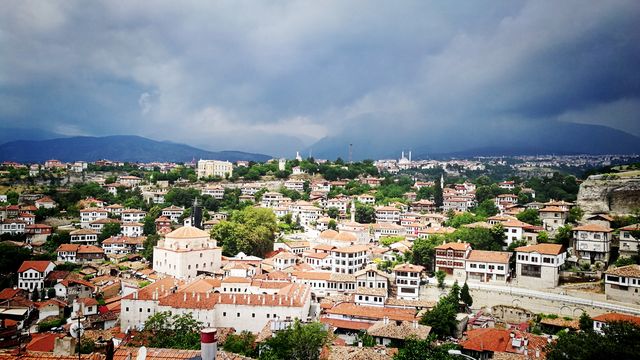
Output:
top-left (197, 293), bottom-right (201, 302)
top-left (200, 328), bottom-right (218, 360)
top-left (383, 316), bottom-right (389, 325)
top-left (413, 320), bottom-right (418, 329)
top-left (183, 293), bottom-right (187, 302)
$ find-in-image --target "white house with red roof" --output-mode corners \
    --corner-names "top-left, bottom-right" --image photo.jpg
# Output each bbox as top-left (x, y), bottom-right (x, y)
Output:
top-left (17, 261), bottom-right (55, 292)
top-left (572, 223), bottom-right (613, 265)
top-left (79, 208), bottom-right (108, 228)
top-left (34, 196), bottom-right (57, 209)
top-left (393, 263), bottom-right (424, 300)
top-left (434, 242), bottom-right (472, 280)
top-left (619, 224), bottom-right (640, 258)
top-left (514, 243), bottom-right (566, 289)
top-left (593, 313), bottom-right (640, 333)
top-left (603, 264), bottom-right (640, 304)
top-left (1, 218), bottom-right (26, 235)
top-left (465, 250), bottom-right (512, 284)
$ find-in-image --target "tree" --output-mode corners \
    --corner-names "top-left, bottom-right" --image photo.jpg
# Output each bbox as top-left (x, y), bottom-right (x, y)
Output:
top-left (434, 176), bottom-right (443, 208)
top-left (212, 207), bottom-right (277, 257)
top-left (554, 225), bottom-right (573, 247)
top-left (394, 335), bottom-right (457, 360)
top-left (475, 199), bottom-right (499, 217)
top-left (516, 209), bottom-right (542, 226)
top-left (259, 320), bottom-right (329, 360)
top-left (568, 206), bottom-right (585, 224)
top-left (460, 282), bottom-right (473, 307)
top-left (354, 203), bottom-right (375, 224)
top-left (446, 212), bottom-right (482, 228)
top-left (223, 331), bottom-right (257, 357)
top-left (326, 207), bottom-right (339, 219)
top-left (578, 312), bottom-right (593, 331)
top-left (411, 236), bottom-right (442, 271)
top-left (328, 219), bottom-right (337, 230)
top-left (435, 271), bottom-right (446, 289)
top-left (31, 289), bottom-right (40, 301)
top-left (537, 231), bottom-right (550, 243)
top-left (546, 321), bottom-right (640, 360)
top-left (142, 235), bottom-right (160, 262)
top-left (420, 287), bottom-right (459, 338)
top-left (99, 223), bottom-right (121, 243)
top-left (144, 311), bottom-right (202, 350)
top-left (47, 288), bottom-right (56, 299)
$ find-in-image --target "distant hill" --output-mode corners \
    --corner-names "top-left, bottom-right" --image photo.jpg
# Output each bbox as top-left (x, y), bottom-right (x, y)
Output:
top-left (0, 127), bottom-right (67, 145)
top-left (0, 135), bottom-right (271, 163)
top-left (310, 120), bottom-right (640, 160)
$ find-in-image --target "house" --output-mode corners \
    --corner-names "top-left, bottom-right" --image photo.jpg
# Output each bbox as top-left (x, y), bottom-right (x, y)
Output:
top-left (35, 299), bottom-right (66, 322)
top-left (25, 224), bottom-right (52, 243)
top-left (105, 203), bottom-right (124, 216)
top-left (410, 199), bottom-right (436, 213)
top-left (443, 196), bottom-right (476, 213)
top-left (356, 194), bottom-right (376, 205)
top-left (498, 181), bottom-right (516, 190)
top-left (70, 228), bottom-right (99, 245)
top-left (89, 217), bottom-right (120, 232)
top-left (18, 212), bottom-right (35, 225)
top-left (434, 242), bottom-right (472, 279)
top-left (514, 243), bottom-right (566, 289)
top-left (57, 244), bottom-right (104, 263)
top-left (284, 179), bottom-right (305, 192)
top-left (197, 159), bottom-right (233, 179)
top-left (367, 319), bottom-right (431, 346)
top-left (501, 219), bottom-right (539, 248)
top-left (161, 205), bottom-right (184, 223)
top-left (465, 250), bottom-right (511, 284)
top-left (202, 185), bottom-right (225, 200)
top-left (153, 226), bottom-right (222, 280)
top-left (73, 297), bottom-right (99, 316)
top-left (393, 264), bottom-right (424, 300)
top-left (54, 278), bottom-right (95, 302)
top-left (1, 219), bottom-right (26, 235)
top-left (117, 175), bottom-right (143, 187)
top-left (592, 313), bottom-right (640, 334)
top-left (262, 192), bottom-right (286, 208)
top-left (375, 206), bottom-right (400, 224)
top-left (17, 261), bottom-right (55, 292)
top-left (321, 302), bottom-right (417, 333)
top-left (371, 223), bottom-right (407, 241)
top-left (572, 224), bottom-right (613, 265)
top-left (34, 196), bottom-right (57, 209)
top-left (539, 206), bottom-right (568, 232)
top-left (121, 208), bottom-right (146, 223)
top-left (102, 235), bottom-right (145, 255)
top-left (604, 265), bottom-right (640, 304)
top-left (618, 224), bottom-right (640, 258)
top-left (263, 251), bottom-right (298, 271)
top-left (121, 222), bottom-right (144, 237)
top-left (459, 328), bottom-right (548, 360)
top-left (331, 245), bottom-right (370, 274)
top-left (79, 208), bottom-right (108, 228)
top-left (494, 194), bottom-right (518, 211)
top-left (326, 197), bottom-right (350, 214)
top-left (355, 265), bottom-right (390, 293)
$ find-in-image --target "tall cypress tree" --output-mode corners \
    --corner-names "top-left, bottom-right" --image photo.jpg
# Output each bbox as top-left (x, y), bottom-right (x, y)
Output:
top-left (460, 282), bottom-right (473, 307)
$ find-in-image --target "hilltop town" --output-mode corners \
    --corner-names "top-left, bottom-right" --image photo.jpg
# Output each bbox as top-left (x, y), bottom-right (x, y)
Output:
top-left (0, 153), bottom-right (639, 360)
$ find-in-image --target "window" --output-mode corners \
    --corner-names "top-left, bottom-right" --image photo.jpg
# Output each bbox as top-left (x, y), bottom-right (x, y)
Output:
top-left (237, 313), bottom-right (240, 317)
top-left (252, 313), bottom-right (255, 318)
top-left (223, 312), bottom-right (226, 317)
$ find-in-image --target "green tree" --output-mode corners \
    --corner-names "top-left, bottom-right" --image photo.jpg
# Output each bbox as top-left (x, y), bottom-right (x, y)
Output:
top-left (516, 209), bottom-right (542, 226)
top-left (578, 312), bottom-right (593, 331)
top-left (434, 176), bottom-right (443, 208)
top-left (328, 219), bottom-right (337, 231)
top-left (394, 335), bottom-right (457, 360)
top-left (355, 203), bottom-right (375, 224)
top-left (475, 199), bottom-right (499, 217)
top-left (99, 222), bottom-right (121, 243)
top-left (212, 207), bottom-right (277, 257)
top-left (259, 320), bottom-right (329, 360)
top-left (326, 207), bottom-right (340, 219)
top-left (460, 282), bottom-right (473, 307)
top-left (435, 271), bottom-right (446, 289)
top-left (5, 191), bottom-right (19, 205)
top-left (568, 206), bottom-right (585, 224)
top-left (546, 321), bottom-right (640, 360)
top-left (554, 225), bottom-right (573, 247)
top-left (142, 235), bottom-right (160, 262)
top-left (446, 212), bottom-right (482, 228)
top-left (144, 311), bottom-right (202, 350)
top-left (411, 236), bottom-right (443, 271)
top-left (223, 331), bottom-right (257, 357)
top-left (537, 231), bottom-right (550, 243)
top-left (47, 288), bottom-right (56, 299)
top-left (420, 287), bottom-right (459, 339)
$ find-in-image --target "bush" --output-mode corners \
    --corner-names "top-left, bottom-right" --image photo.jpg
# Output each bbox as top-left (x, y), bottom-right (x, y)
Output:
top-left (38, 317), bottom-right (64, 332)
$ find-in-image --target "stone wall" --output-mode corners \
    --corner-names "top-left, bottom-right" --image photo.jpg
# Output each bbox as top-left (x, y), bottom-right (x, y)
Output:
top-left (576, 174), bottom-right (640, 215)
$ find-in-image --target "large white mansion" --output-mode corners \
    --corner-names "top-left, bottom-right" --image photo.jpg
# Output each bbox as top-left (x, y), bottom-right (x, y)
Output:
top-left (153, 226), bottom-right (222, 280)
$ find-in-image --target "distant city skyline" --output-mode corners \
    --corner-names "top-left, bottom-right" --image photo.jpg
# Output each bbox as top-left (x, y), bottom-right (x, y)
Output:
top-left (1, 1), bottom-right (639, 157)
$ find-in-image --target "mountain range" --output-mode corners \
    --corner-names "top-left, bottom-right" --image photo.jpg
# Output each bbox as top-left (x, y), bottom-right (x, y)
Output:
top-left (308, 120), bottom-right (640, 160)
top-left (0, 135), bottom-right (271, 163)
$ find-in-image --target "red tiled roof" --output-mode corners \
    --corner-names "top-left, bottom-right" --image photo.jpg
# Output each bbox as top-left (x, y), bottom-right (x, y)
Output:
top-left (18, 260), bottom-right (53, 273)
top-left (514, 243), bottom-right (564, 255)
top-left (320, 316), bottom-right (373, 330)
top-left (592, 312), bottom-right (640, 326)
top-left (27, 333), bottom-right (65, 352)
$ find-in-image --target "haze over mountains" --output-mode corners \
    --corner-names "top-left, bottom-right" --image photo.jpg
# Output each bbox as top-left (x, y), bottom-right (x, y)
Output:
top-left (0, 135), bottom-right (270, 163)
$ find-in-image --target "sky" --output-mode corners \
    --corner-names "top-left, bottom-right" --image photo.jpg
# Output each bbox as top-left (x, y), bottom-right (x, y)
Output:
top-left (1, 0), bottom-right (639, 157)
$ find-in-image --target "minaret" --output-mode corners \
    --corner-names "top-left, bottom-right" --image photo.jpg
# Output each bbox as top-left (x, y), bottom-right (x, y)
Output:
top-left (440, 173), bottom-right (444, 189)
top-left (409, 151), bottom-right (412, 162)
top-left (350, 200), bottom-right (356, 222)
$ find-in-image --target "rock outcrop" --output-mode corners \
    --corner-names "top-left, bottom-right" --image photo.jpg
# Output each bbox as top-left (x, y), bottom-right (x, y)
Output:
top-left (577, 173), bottom-right (640, 215)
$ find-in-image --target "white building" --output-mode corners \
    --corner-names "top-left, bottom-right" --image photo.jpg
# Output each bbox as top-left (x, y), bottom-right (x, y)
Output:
top-left (202, 185), bottom-right (225, 200)
top-left (465, 250), bottom-right (511, 284)
top-left (375, 206), bottom-right (400, 224)
top-left (618, 224), bottom-right (640, 258)
top-left (1, 219), bottom-right (26, 235)
top-left (284, 180), bottom-right (305, 192)
top-left (197, 159), bottom-right (233, 179)
top-left (162, 205), bottom-right (184, 223)
top-left (572, 224), bottom-right (613, 264)
top-left (121, 209), bottom-right (146, 223)
top-left (121, 222), bottom-right (144, 237)
top-left (153, 226), bottom-right (222, 280)
top-left (514, 243), bottom-right (566, 289)
top-left (80, 208), bottom-right (108, 229)
top-left (102, 236), bottom-right (145, 255)
top-left (331, 245), bottom-right (370, 274)
top-left (604, 265), bottom-right (640, 304)
top-left (70, 228), bottom-right (99, 245)
top-left (17, 261), bottom-right (55, 292)
top-left (393, 264), bottom-right (424, 300)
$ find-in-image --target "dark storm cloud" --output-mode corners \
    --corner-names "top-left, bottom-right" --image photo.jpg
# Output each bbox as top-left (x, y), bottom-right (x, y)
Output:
top-left (0, 0), bottom-right (638, 156)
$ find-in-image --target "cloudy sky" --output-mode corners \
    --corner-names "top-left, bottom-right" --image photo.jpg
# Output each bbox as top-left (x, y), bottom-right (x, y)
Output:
top-left (1, 0), bottom-right (639, 157)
